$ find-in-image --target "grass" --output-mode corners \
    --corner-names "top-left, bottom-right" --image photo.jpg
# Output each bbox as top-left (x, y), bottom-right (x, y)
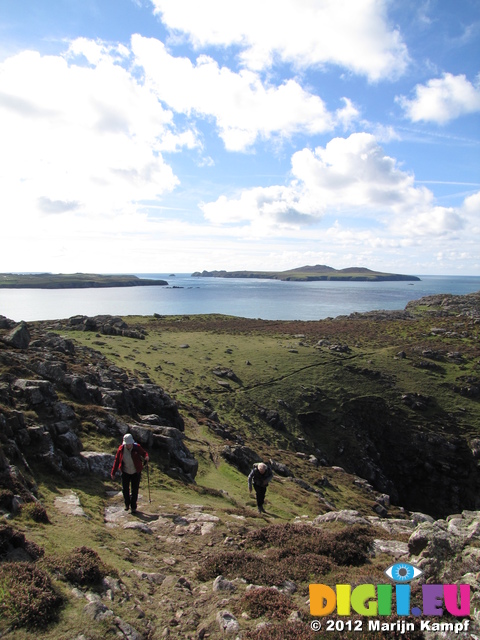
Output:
top-left (0, 273), bottom-right (167, 289)
top-left (61, 309), bottom-right (480, 518)
top-left (1, 301), bottom-right (479, 637)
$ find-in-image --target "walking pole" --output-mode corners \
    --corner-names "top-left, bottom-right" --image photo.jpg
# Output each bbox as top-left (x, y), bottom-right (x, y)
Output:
top-left (146, 461), bottom-right (151, 503)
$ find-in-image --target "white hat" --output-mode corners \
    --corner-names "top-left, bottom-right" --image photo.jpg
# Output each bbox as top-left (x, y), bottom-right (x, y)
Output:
top-left (123, 434), bottom-right (134, 445)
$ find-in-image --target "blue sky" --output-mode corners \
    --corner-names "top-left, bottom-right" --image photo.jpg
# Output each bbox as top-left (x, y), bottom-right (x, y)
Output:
top-left (0, 0), bottom-right (479, 275)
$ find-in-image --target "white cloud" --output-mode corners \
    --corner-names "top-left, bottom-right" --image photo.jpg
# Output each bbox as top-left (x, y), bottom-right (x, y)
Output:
top-left (132, 35), bottom-right (357, 151)
top-left (0, 43), bottom-right (206, 238)
top-left (398, 73), bottom-right (480, 124)
top-left (150, 0), bottom-right (409, 81)
top-left (201, 133), bottom-right (467, 238)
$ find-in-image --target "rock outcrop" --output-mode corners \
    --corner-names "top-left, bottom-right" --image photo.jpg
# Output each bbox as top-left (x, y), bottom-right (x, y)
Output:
top-left (0, 317), bottom-right (196, 504)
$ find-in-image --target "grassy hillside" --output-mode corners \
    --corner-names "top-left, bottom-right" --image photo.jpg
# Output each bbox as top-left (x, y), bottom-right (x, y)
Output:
top-left (191, 264), bottom-right (420, 281)
top-left (63, 295), bottom-right (480, 518)
top-left (0, 273), bottom-right (168, 288)
top-left (1, 292), bottom-right (479, 638)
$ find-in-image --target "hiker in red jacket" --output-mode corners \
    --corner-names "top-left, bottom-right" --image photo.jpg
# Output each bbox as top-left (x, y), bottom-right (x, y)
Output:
top-left (111, 433), bottom-right (149, 514)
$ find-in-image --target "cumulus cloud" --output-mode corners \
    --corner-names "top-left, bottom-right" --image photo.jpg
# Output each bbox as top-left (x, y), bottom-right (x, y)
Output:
top-left (132, 35), bottom-right (358, 151)
top-left (398, 73), bottom-right (480, 124)
top-left (150, 0), bottom-right (409, 81)
top-left (0, 42), bottom-right (202, 234)
top-left (201, 133), bottom-right (467, 237)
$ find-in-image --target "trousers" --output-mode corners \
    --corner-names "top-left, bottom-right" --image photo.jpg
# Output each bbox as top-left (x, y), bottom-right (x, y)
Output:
top-left (253, 484), bottom-right (267, 509)
top-left (122, 471), bottom-right (141, 510)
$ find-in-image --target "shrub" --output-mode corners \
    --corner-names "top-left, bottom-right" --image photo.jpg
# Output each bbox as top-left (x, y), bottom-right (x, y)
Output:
top-left (240, 588), bottom-right (294, 619)
top-left (196, 550), bottom-right (251, 581)
top-left (0, 524), bottom-right (24, 555)
top-left (0, 562), bottom-right (63, 629)
top-left (247, 523), bottom-right (307, 548)
top-left (197, 524), bottom-right (374, 590)
top-left (277, 553), bottom-right (333, 582)
top-left (47, 546), bottom-right (107, 586)
top-left (22, 501), bottom-right (50, 524)
top-left (0, 524), bottom-right (44, 560)
top-left (247, 523), bottom-right (373, 566)
top-left (244, 621), bottom-right (316, 639)
top-left (197, 551), bottom-right (286, 586)
top-left (243, 617), bottom-right (425, 640)
top-left (0, 490), bottom-right (14, 511)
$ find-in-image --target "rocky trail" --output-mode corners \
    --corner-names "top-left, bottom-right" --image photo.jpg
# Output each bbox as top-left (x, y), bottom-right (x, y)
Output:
top-left (46, 482), bottom-right (480, 639)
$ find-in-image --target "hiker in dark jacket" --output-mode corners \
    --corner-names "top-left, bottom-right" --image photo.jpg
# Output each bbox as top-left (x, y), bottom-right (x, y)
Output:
top-left (248, 462), bottom-right (274, 513)
top-left (111, 433), bottom-right (149, 514)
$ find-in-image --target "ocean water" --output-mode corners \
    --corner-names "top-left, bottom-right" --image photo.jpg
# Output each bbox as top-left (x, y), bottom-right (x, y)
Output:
top-left (0, 274), bottom-right (479, 323)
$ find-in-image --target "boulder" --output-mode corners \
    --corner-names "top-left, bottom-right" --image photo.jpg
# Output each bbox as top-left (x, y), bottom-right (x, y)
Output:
top-left (221, 445), bottom-right (261, 474)
top-left (216, 611), bottom-right (239, 636)
top-left (80, 452), bottom-right (115, 478)
top-left (269, 459), bottom-right (293, 477)
top-left (13, 379), bottom-right (57, 406)
top-left (0, 316), bottom-right (15, 330)
top-left (213, 575), bottom-right (236, 592)
top-left (3, 322), bottom-right (30, 349)
top-left (313, 510), bottom-right (370, 526)
top-left (57, 431), bottom-right (83, 456)
top-left (153, 427), bottom-right (198, 479)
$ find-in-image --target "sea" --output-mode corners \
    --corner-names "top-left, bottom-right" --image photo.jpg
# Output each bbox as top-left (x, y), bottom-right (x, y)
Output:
top-left (1, 274), bottom-right (479, 323)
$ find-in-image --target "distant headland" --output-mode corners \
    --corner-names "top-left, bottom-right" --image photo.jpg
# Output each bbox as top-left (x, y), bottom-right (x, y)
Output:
top-left (0, 273), bottom-right (168, 289)
top-left (191, 265), bottom-right (421, 282)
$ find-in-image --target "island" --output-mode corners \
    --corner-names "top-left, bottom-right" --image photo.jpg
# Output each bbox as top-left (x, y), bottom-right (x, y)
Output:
top-left (0, 273), bottom-right (168, 289)
top-left (191, 264), bottom-right (420, 282)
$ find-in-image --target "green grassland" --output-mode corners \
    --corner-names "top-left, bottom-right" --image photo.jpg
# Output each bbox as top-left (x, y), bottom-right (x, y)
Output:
top-left (0, 273), bottom-right (167, 288)
top-left (191, 264), bottom-right (420, 281)
top-left (3, 301), bottom-right (479, 638)
top-left (64, 308), bottom-right (480, 514)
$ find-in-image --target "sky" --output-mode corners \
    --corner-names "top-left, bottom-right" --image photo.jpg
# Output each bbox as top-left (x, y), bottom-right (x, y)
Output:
top-left (0, 0), bottom-right (479, 275)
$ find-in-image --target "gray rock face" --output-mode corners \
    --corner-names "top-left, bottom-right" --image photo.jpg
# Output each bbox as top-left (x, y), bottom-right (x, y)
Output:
top-left (404, 510), bottom-right (480, 637)
top-left (80, 452), bottom-right (115, 477)
top-left (221, 445), bottom-right (261, 474)
top-left (3, 322), bottom-right (30, 349)
top-left (0, 315), bottom-right (195, 496)
top-left (13, 379), bottom-right (57, 406)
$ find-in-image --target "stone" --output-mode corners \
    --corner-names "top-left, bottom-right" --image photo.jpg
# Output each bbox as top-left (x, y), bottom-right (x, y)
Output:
top-left (3, 322), bottom-right (30, 349)
top-left (213, 575), bottom-right (236, 592)
top-left (80, 452), bottom-right (115, 477)
top-left (221, 444), bottom-right (261, 474)
top-left (123, 522), bottom-right (153, 534)
top-left (373, 539), bottom-right (409, 558)
top-left (129, 569), bottom-right (165, 584)
top-left (216, 610), bottom-right (239, 636)
top-left (313, 510), bottom-right (370, 526)
top-left (83, 601), bottom-right (113, 621)
top-left (54, 491), bottom-right (87, 517)
top-left (13, 379), bottom-right (57, 406)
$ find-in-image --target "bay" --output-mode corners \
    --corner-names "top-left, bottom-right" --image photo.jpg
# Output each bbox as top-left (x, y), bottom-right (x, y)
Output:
top-left (0, 274), bottom-right (479, 323)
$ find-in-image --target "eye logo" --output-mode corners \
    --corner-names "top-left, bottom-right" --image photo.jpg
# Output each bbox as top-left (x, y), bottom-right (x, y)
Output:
top-left (385, 563), bottom-right (423, 583)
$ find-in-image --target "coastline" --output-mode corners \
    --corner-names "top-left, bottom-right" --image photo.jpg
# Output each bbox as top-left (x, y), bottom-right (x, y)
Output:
top-left (0, 273), bottom-right (168, 289)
